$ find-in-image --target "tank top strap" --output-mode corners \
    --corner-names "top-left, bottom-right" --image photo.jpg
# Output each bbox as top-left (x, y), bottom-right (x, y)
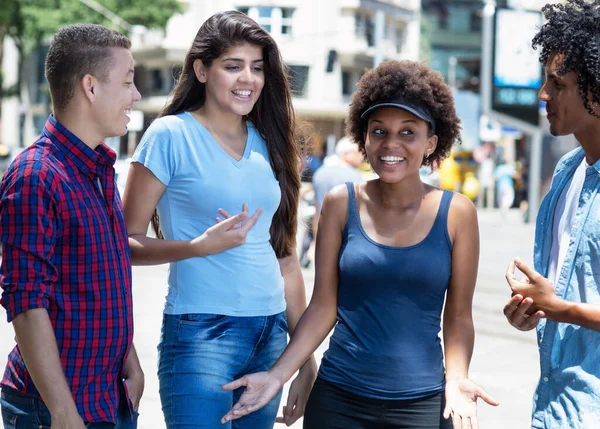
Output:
top-left (344, 182), bottom-right (360, 231)
top-left (429, 190), bottom-right (454, 246)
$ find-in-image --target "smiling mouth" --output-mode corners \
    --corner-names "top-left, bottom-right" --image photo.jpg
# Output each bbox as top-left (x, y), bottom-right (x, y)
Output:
top-left (232, 90), bottom-right (252, 99)
top-left (380, 156), bottom-right (406, 165)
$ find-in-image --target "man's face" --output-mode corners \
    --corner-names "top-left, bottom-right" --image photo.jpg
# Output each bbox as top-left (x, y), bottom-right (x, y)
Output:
top-left (539, 53), bottom-right (594, 137)
top-left (93, 47), bottom-right (142, 138)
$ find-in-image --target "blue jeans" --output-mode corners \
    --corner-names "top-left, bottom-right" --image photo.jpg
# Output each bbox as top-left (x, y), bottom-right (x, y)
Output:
top-left (158, 312), bottom-right (288, 429)
top-left (0, 387), bottom-right (138, 428)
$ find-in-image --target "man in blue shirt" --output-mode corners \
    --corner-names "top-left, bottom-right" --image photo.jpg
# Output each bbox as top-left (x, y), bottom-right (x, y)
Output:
top-left (503, 1), bottom-right (600, 428)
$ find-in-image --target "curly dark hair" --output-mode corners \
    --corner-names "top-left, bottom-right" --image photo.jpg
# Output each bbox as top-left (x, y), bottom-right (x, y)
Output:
top-left (346, 60), bottom-right (461, 167)
top-left (532, 0), bottom-right (600, 117)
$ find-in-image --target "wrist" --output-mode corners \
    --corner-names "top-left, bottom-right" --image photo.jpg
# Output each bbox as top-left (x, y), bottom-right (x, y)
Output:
top-left (445, 373), bottom-right (468, 382)
top-left (543, 296), bottom-right (569, 320)
top-left (299, 356), bottom-right (317, 376)
top-left (190, 236), bottom-right (209, 257)
top-left (268, 366), bottom-right (291, 388)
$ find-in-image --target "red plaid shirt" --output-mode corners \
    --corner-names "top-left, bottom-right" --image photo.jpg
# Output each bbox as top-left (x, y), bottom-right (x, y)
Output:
top-left (0, 115), bottom-right (133, 424)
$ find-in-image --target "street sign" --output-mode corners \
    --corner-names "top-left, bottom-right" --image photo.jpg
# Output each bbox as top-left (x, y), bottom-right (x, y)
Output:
top-left (491, 8), bottom-right (543, 126)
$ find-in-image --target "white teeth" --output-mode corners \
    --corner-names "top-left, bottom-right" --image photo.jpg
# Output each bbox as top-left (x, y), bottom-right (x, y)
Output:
top-left (233, 90), bottom-right (251, 97)
top-left (380, 156), bottom-right (405, 162)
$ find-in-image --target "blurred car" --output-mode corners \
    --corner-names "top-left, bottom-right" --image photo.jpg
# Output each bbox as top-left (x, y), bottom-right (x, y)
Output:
top-left (438, 150), bottom-right (477, 195)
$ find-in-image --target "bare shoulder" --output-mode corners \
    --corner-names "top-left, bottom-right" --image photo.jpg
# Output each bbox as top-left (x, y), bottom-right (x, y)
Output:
top-left (447, 192), bottom-right (478, 238)
top-left (320, 183), bottom-right (351, 229)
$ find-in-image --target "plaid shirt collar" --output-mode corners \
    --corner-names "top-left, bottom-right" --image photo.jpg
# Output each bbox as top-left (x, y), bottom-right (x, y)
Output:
top-left (43, 115), bottom-right (117, 179)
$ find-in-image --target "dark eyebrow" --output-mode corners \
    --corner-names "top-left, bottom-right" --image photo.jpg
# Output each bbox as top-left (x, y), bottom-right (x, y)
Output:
top-left (547, 73), bottom-right (562, 82)
top-left (221, 58), bottom-right (264, 63)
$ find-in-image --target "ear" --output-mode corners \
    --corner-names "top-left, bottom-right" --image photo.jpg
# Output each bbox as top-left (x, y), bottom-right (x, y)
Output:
top-left (193, 59), bottom-right (207, 83)
top-left (81, 74), bottom-right (97, 103)
top-left (427, 134), bottom-right (438, 156)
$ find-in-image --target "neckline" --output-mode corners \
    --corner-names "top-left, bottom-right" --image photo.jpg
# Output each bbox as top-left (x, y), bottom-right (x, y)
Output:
top-left (351, 184), bottom-right (447, 250)
top-left (184, 111), bottom-right (252, 168)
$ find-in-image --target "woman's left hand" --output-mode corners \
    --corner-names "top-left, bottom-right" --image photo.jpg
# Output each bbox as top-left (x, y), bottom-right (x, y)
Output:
top-left (276, 360), bottom-right (317, 426)
top-left (444, 378), bottom-right (499, 429)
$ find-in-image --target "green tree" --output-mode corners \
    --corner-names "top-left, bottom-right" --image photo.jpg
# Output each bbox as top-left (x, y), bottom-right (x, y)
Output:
top-left (0, 0), bottom-right (182, 145)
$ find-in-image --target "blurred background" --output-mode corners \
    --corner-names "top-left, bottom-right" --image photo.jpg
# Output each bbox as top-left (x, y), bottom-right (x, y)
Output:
top-left (0, 1), bottom-right (575, 428)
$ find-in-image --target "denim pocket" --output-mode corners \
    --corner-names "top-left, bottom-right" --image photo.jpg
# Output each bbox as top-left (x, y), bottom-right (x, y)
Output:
top-left (179, 313), bottom-right (228, 325)
top-left (177, 313), bottom-right (230, 343)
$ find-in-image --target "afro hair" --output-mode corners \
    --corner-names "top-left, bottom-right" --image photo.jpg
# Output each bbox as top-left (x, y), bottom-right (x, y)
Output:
top-left (345, 60), bottom-right (461, 167)
top-left (532, 0), bottom-right (600, 117)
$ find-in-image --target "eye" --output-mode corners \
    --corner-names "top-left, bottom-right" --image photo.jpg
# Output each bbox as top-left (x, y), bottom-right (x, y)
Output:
top-left (253, 66), bottom-right (264, 72)
top-left (372, 128), bottom-right (385, 135)
top-left (225, 65), bottom-right (240, 71)
top-left (401, 129), bottom-right (414, 136)
top-left (124, 81), bottom-right (133, 86)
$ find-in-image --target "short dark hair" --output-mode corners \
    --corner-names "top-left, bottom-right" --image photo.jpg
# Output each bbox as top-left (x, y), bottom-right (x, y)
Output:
top-left (45, 24), bottom-right (131, 111)
top-left (346, 60), bottom-right (461, 167)
top-left (532, 0), bottom-right (600, 117)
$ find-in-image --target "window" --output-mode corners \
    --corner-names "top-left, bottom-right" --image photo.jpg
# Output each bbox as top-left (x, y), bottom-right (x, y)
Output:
top-left (288, 65), bottom-right (309, 97)
top-left (241, 6), bottom-right (296, 36)
top-left (342, 69), bottom-right (363, 96)
top-left (395, 27), bottom-right (405, 53)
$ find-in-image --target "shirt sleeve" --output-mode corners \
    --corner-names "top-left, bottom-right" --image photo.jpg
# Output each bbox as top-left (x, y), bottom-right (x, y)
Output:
top-left (131, 117), bottom-right (177, 186)
top-left (0, 161), bottom-right (58, 322)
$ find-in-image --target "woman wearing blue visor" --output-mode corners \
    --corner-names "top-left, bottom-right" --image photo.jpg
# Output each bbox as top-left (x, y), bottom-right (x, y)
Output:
top-left (221, 60), bottom-right (498, 429)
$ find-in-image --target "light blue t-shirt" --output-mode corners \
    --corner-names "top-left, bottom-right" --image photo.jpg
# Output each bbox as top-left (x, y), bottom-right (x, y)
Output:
top-left (132, 111), bottom-right (285, 316)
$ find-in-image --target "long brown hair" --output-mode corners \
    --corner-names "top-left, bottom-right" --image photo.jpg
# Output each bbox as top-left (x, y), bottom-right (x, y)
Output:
top-left (151, 10), bottom-right (300, 258)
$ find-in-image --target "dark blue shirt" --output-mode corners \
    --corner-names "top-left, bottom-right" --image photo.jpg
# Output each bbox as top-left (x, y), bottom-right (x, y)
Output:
top-left (318, 183), bottom-right (453, 400)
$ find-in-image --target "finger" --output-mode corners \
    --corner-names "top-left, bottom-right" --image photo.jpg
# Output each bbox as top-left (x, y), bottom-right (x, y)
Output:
top-left (477, 387), bottom-right (499, 406)
top-left (218, 208), bottom-right (233, 219)
top-left (471, 416), bottom-right (480, 429)
top-left (288, 402), bottom-right (305, 426)
top-left (514, 258), bottom-right (539, 281)
top-left (240, 208), bottom-right (263, 232)
top-left (216, 217), bottom-right (223, 223)
top-left (512, 297), bottom-right (534, 320)
top-left (218, 212), bottom-right (249, 231)
top-left (453, 412), bottom-right (461, 429)
top-left (443, 404), bottom-right (451, 420)
top-left (505, 259), bottom-right (516, 286)
top-left (503, 294), bottom-right (524, 317)
top-left (222, 376), bottom-right (248, 391)
top-left (242, 203), bottom-right (248, 213)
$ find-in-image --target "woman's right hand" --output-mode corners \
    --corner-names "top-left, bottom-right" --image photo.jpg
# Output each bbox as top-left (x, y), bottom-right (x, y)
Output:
top-left (220, 370), bottom-right (283, 424)
top-left (192, 203), bottom-right (262, 256)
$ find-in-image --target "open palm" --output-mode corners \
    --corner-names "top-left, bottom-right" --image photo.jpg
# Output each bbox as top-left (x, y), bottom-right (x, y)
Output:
top-left (444, 379), bottom-right (498, 429)
top-left (221, 371), bottom-right (282, 424)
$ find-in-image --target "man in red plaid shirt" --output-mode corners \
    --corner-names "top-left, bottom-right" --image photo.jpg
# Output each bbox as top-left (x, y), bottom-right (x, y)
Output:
top-left (0, 24), bottom-right (142, 428)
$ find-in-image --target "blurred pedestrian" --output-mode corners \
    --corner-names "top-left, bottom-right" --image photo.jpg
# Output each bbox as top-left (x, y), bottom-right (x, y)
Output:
top-left (503, 1), bottom-right (600, 428)
top-left (0, 24), bottom-right (143, 428)
top-left (494, 158), bottom-right (516, 212)
top-left (121, 11), bottom-right (316, 429)
top-left (221, 59), bottom-right (498, 429)
top-left (299, 137), bottom-right (363, 267)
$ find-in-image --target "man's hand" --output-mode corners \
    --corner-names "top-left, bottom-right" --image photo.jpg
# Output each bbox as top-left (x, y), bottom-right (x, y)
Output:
top-left (505, 258), bottom-right (560, 313)
top-left (50, 406), bottom-right (86, 429)
top-left (503, 294), bottom-right (545, 331)
top-left (123, 345), bottom-right (144, 412)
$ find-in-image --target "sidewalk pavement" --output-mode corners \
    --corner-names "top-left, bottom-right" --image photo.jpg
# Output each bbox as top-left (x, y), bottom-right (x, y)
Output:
top-left (0, 208), bottom-right (540, 428)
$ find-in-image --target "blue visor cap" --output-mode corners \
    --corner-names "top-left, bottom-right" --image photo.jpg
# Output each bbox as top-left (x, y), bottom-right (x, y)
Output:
top-left (360, 98), bottom-right (436, 133)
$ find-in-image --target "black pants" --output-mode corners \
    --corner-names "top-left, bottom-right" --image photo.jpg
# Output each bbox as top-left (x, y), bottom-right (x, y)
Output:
top-left (303, 377), bottom-right (453, 429)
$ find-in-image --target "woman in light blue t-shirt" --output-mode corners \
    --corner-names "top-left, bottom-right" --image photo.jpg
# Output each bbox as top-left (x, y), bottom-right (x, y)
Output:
top-left (121, 11), bottom-right (316, 429)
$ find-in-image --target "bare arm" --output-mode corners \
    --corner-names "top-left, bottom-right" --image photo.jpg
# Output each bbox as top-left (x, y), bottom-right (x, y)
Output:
top-left (13, 309), bottom-right (85, 428)
top-left (221, 185), bottom-right (347, 422)
top-left (122, 162), bottom-right (260, 265)
top-left (443, 194), bottom-right (498, 427)
top-left (443, 194), bottom-right (478, 381)
top-left (269, 187), bottom-right (345, 383)
top-left (123, 344), bottom-right (144, 412)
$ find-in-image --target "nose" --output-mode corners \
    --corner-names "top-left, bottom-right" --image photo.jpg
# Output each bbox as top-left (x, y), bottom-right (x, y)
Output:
top-left (538, 82), bottom-right (550, 102)
top-left (132, 83), bottom-right (142, 102)
top-left (238, 66), bottom-right (254, 83)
